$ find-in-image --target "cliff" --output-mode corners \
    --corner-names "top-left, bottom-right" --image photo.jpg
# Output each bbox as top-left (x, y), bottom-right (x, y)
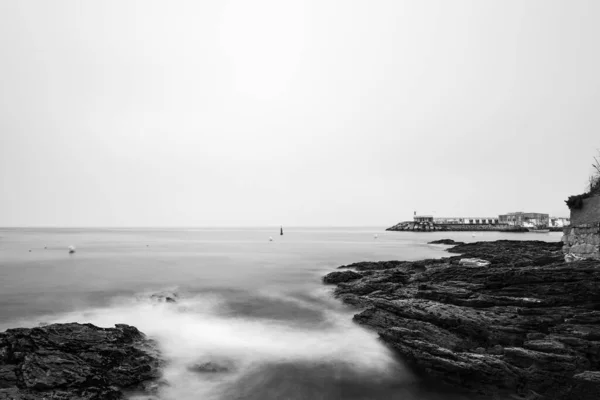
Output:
top-left (323, 239), bottom-right (600, 399)
top-left (563, 193), bottom-right (600, 262)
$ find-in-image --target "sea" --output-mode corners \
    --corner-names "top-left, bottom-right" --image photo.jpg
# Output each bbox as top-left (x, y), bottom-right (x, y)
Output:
top-left (0, 227), bottom-right (563, 400)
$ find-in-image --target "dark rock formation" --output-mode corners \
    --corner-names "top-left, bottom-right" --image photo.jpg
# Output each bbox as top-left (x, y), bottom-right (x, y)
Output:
top-left (188, 361), bottom-right (232, 374)
top-left (0, 323), bottom-right (162, 400)
top-left (428, 239), bottom-right (465, 245)
top-left (323, 240), bottom-right (600, 399)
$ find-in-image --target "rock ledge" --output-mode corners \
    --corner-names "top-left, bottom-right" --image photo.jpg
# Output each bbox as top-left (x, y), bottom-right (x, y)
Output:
top-left (0, 322), bottom-right (162, 400)
top-left (324, 239), bottom-right (600, 399)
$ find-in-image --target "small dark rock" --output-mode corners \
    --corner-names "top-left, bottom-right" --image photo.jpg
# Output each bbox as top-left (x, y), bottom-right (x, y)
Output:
top-left (150, 291), bottom-right (179, 303)
top-left (188, 361), bottom-right (231, 374)
top-left (429, 239), bottom-right (465, 245)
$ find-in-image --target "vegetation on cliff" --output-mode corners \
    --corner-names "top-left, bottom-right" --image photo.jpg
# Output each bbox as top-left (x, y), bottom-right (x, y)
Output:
top-left (565, 150), bottom-right (600, 210)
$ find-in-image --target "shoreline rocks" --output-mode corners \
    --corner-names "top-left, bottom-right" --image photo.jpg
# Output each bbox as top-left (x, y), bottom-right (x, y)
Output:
top-left (323, 239), bottom-right (600, 399)
top-left (0, 323), bottom-right (162, 400)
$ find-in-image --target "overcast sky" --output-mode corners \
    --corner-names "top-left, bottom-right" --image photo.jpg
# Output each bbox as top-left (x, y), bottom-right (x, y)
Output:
top-left (1, 0), bottom-right (598, 227)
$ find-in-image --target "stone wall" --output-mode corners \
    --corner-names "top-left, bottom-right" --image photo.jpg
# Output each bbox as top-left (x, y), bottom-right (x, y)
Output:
top-left (437, 223), bottom-right (527, 232)
top-left (562, 224), bottom-right (600, 262)
top-left (571, 195), bottom-right (600, 226)
top-left (386, 222), bottom-right (527, 232)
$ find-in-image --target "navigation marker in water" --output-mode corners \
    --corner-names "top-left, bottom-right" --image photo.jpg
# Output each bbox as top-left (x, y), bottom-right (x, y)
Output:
top-left (68, 246), bottom-right (76, 254)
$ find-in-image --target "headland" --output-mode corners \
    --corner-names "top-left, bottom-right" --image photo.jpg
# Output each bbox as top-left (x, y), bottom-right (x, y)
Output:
top-left (323, 239), bottom-right (600, 399)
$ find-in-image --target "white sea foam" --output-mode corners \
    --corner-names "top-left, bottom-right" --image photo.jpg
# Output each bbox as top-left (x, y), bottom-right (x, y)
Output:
top-left (29, 290), bottom-right (411, 400)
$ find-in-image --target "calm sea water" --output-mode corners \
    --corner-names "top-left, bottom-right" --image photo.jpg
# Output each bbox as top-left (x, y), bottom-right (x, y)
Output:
top-left (0, 228), bottom-right (562, 400)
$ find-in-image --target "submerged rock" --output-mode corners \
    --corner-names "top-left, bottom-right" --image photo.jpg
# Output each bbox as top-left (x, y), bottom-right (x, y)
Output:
top-left (188, 361), bottom-right (231, 374)
top-left (323, 239), bottom-right (600, 399)
top-left (150, 291), bottom-right (179, 303)
top-left (0, 323), bottom-right (162, 400)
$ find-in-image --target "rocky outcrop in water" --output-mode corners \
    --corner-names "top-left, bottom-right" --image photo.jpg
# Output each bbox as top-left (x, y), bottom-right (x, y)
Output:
top-left (324, 240), bottom-right (600, 399)
top-left (0, 323), bottom-right (162, 400)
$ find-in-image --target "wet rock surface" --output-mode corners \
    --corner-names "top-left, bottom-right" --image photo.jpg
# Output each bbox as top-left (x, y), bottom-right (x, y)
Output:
top-left (187, 361), bottom-right (232, 374)
top-left (324, 239), bottom-right (600, 399)
top-left (0, 323), bottom-right (162, 400)
top-left (150, 291), bottom-right (179, 303)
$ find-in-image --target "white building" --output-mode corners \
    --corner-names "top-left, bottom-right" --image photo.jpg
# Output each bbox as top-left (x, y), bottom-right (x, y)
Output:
top-left (549, 217), bottom-right (570, 228)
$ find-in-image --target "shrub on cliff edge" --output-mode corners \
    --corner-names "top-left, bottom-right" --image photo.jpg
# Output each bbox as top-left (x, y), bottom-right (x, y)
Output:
top-left (565, 150), bottom-right (600, 209)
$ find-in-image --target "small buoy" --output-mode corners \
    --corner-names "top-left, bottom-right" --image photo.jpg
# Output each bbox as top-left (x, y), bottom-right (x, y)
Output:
top-left (68, 246), bottom-right (76, 254)
top-left (269, 236), bottom-right (273, 242)
top-left (374, 234), bottom-right (378, 239)
top-left (44, 246), bottom-right (47, 249)
top-left (29, 249), bottom-right (31, 252)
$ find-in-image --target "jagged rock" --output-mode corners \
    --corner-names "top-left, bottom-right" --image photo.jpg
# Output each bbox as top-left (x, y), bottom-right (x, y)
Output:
top-left (187, 361), bottom-right (231, 374)
top-left (0, 323), bottom-right (162, 400)
top-left (571, 371), bottom-right (600, 400)
top-left (323, 239), bottom-right (600, 399)
top-left (322, 270), bottom-right (362, 284)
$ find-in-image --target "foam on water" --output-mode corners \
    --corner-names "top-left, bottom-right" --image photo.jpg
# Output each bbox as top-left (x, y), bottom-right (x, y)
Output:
top-left (22, 289), bottom-right (411, 400)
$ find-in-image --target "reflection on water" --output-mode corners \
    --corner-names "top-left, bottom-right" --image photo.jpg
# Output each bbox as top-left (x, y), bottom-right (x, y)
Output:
top-left (0, 228), bottom-right (560, 399)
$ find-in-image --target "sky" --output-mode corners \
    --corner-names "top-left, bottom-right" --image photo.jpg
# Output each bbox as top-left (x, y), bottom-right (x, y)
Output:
top-left (1, 0), bottom-right (599, 227)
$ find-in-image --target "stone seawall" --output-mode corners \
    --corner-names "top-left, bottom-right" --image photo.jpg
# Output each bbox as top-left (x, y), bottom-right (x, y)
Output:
top-left (571, 195), bottom-right (600, 226)
top-left (437, 224), bottom-right (528, 232)
top-left (562, 224), bottom-right (600, 261)
top-left (386, 221), bottom-right (527, 232)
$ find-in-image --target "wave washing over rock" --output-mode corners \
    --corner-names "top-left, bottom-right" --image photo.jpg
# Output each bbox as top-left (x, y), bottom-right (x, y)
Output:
top-left (5, 288), bottom-right (461, 400)
top-left (323, 239), bottom-right (600, 399)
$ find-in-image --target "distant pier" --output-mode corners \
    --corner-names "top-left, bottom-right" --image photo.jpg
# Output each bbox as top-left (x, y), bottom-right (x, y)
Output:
top-left (386, 221), bottom-right (528, 232)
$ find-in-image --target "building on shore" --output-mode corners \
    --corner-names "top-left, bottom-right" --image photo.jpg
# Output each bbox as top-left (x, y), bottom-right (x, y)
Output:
top-left (413, 215), bottom-right (434, 223)
top-left (498, 212), bottom-right (549, 228)
top-left (549, 217), bottom-right (570, 228)
top-left (432, 217), bottom-right (499, 225)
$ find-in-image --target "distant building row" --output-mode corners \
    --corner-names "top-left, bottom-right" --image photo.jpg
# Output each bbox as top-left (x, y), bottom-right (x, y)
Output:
top-left (414, 212), bottom-right (569, 227)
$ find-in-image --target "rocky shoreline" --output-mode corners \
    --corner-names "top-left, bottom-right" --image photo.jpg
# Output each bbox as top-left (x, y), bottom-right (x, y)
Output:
top-left (323, 239), bottom-right (600, 399)
top-left (0, 322), bottom-right (163, 400)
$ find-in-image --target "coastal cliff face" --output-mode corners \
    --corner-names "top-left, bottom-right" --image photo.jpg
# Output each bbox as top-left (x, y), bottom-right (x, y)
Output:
top-left (324, 240), bottom-right (600, 399)
top-left (0, 323), bottom-right (162, 400)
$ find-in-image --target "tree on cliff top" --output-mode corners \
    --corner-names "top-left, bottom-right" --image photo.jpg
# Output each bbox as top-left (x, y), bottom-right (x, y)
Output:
top-left (589, 149), bottom-right (600, 194)
top-left (566, 149), bottom-right (600, 209)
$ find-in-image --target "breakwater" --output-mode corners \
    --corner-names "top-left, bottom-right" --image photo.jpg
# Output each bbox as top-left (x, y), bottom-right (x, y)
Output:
top-left (386, 221), bottom-right (528, 232)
